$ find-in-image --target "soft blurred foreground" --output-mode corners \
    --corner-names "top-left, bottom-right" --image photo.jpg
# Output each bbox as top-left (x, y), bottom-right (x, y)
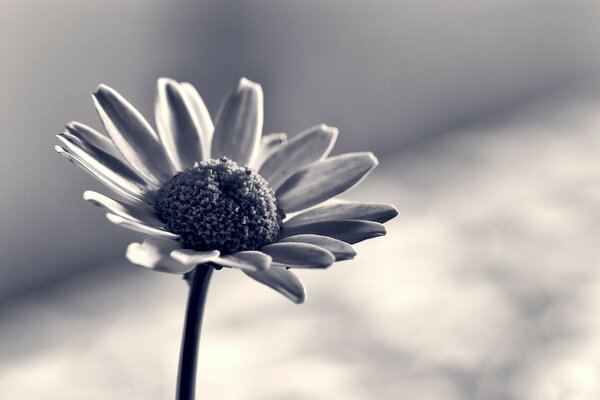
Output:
top-left (1, 83), bottom-right (599, 399)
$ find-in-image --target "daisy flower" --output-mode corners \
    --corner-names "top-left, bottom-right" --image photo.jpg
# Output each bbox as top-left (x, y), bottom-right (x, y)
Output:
top-left (55, 77), bottom-right (397, 303)
top-left (55, 77), bottom-right (397, 399)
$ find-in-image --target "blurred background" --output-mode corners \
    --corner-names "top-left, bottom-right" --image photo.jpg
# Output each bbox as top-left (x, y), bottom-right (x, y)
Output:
top-left (1, 0), bottom-right (600, 398)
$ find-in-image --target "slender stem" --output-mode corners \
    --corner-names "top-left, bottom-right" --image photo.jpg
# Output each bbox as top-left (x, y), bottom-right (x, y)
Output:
top-left (176, 265), bottom-right (213, 400)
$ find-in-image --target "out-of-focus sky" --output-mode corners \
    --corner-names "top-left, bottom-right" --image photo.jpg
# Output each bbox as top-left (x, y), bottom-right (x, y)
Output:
top-left (1, 1), bottom-right (600, 399)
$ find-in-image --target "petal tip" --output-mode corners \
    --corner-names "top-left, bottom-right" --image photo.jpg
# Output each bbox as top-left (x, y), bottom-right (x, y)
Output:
top-left (157, 76), bottom-right (176, 85)
top-left (388, 205), bottom-right (400, 220)
top-left (125, 242), bottom-right (141, 260)
top-left (344, 248), bottom-right (358, 260)
top-left (365, 152), bottom-right (379, 168)
top-left (94, 83), bottom-right (112, 95)
top-left (157, 77), bottom-right (180, 94)
top-left (369, 221), bottom-right (387, 237)
top-left (319, 124), bottom-right (339, 136)
top-left (274, 132), bottom-right (287, 143)
top-left (65, 121), bottom-right (79, 131)
top-left (237, 78), bottom-right (264, 100)
top-left (239, 77), bottom-right (261, 90)
top-left (293, 292), bottom-right (307, 304)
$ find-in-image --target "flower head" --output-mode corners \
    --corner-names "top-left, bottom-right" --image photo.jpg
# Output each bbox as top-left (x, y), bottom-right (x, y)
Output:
top-left (55, 77), bottom-right (398, 303)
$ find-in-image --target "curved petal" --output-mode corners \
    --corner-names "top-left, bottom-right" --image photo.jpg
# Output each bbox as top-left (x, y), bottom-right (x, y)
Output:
top-left (66, 121), bottom-right (160, 189)
top-left (170, 248), bottom-right (220, 267)
top-left (126, 238), bottom-right (192, 274)
top-left (285, 201), bottom-right (398, 227)
top-left (280, 234), bottom-right (356, 261)
top-left (243, 268), bottom-right (306, 304)
top-left (259, 124), bottom-right (338, 190)
top-left (57, 130), bottom-right (151, 195)
top-left (66, 121), bottom-right (121, 159)
top-left (55, 145), bottom-right (151, 207)
top-left (276, 152), bottom-right (378, 213)
top-left (280, 219), bottom-right (386, 244)
top-left (83, 191), bottom-right (161, 226)
top-left (105, 213), bottom-right (180, 240)
top-left (249, 132), bottom-right (287, 169)
top-left (260, 242), bottom-right (335, 269)
top-left (181, 82), bottom-right (214, 161)
top-left (155, 78), bottom-right (206, 170)
top-left (92, 84), bottom-right (174, 185)
top-left (211, 78), bottom-right (263, 166)
top-left (212, 251), bottom-right (272, 272)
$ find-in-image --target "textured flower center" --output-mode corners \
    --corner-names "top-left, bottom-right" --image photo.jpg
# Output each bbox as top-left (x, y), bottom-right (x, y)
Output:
top-left (155, 157), bottom-right (283, 253)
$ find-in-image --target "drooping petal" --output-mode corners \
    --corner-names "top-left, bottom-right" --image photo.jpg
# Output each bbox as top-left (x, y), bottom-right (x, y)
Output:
top-left (249, 132), bottom-right (287, 169)
top-left (105, 213), bottom-right (180, 240)
top-left (83, 191), bottom-right (161, 226)
top-left (260, 242), bottom-right (335, 269)
top-left (57, 130), bottom-right (151, 196)
top-left (285, 201), bottom-right (398, 227)
top-left (55, 145), bottom-right (150, 206)
top-left (243, 268), bottom-right (306, 304)
top-left (211, 78), bottom-right (263, 166)
top-left (276, 152), bottom-right (379, 213)
top-left (180, 82), bottom-right (214, 161)
top-left (126, 238), bottom-right (192, 274)
top-left (259, 124), bottom-right (338, 190)
top-left (212, 251), bottom-right (272, 271)
top-left (280, 234), bottom-right (356, 261)
top-left (92, 84), bottom-right (174, 185)
top-left (280, 219), bottom-right (386, 244)
top-left (170, 248), bottom-right (221, 267)
top-left (155, 78), bottom-right (206, 170)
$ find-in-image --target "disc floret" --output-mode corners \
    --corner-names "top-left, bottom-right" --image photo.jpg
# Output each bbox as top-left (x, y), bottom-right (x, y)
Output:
top-left (155, 157), bottom-right (283, 253)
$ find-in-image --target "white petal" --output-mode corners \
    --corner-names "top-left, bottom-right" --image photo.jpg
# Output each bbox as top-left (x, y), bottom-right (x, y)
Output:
top-left (93, 84), bottom-right (175, 185)
top-left (66, 122), bottom-right (157, 189)
top-left (66, 121), bottom-right (121, 159)
top-left (211, 78), bottom-right (263, 166)
top-left (55, 145), bottom-right (151, 206)
top-left (249, 132), bottom-right (287, 169)
top-left (260, 242), bottom-right (335, 269)
top-left (57, 131), bottom-right (151, 196)
top-left (280, 234), bottom-right (356, 261)
top-left (280, 219), bottom-right (386, 244)
top-left (105, 213), bottom-right (180, 239)
top-left (181, 82), bottom-right (214, 161)
top-left (170, 248), bottom-right (220, 267)
top-left (243, 268), bottom-right (306, 304)
top-left (155, 78), bottom-right (206, 170)
top-left (83, 191), bottom-right (160, 225)
top-left (285, 201), bottom-right (398, 227)
top-left (259, 124), bottom-right (338, 190)
top-left (126, 238), bottom-right (192, 274)
top-left (276, 152), bottom-right (378, 213)
top-left (212, 251), bottom-right (271, 271)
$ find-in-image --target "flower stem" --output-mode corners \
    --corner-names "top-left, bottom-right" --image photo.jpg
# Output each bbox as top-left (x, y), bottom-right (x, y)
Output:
top-left (177, 265), bottom-right (213, 400)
